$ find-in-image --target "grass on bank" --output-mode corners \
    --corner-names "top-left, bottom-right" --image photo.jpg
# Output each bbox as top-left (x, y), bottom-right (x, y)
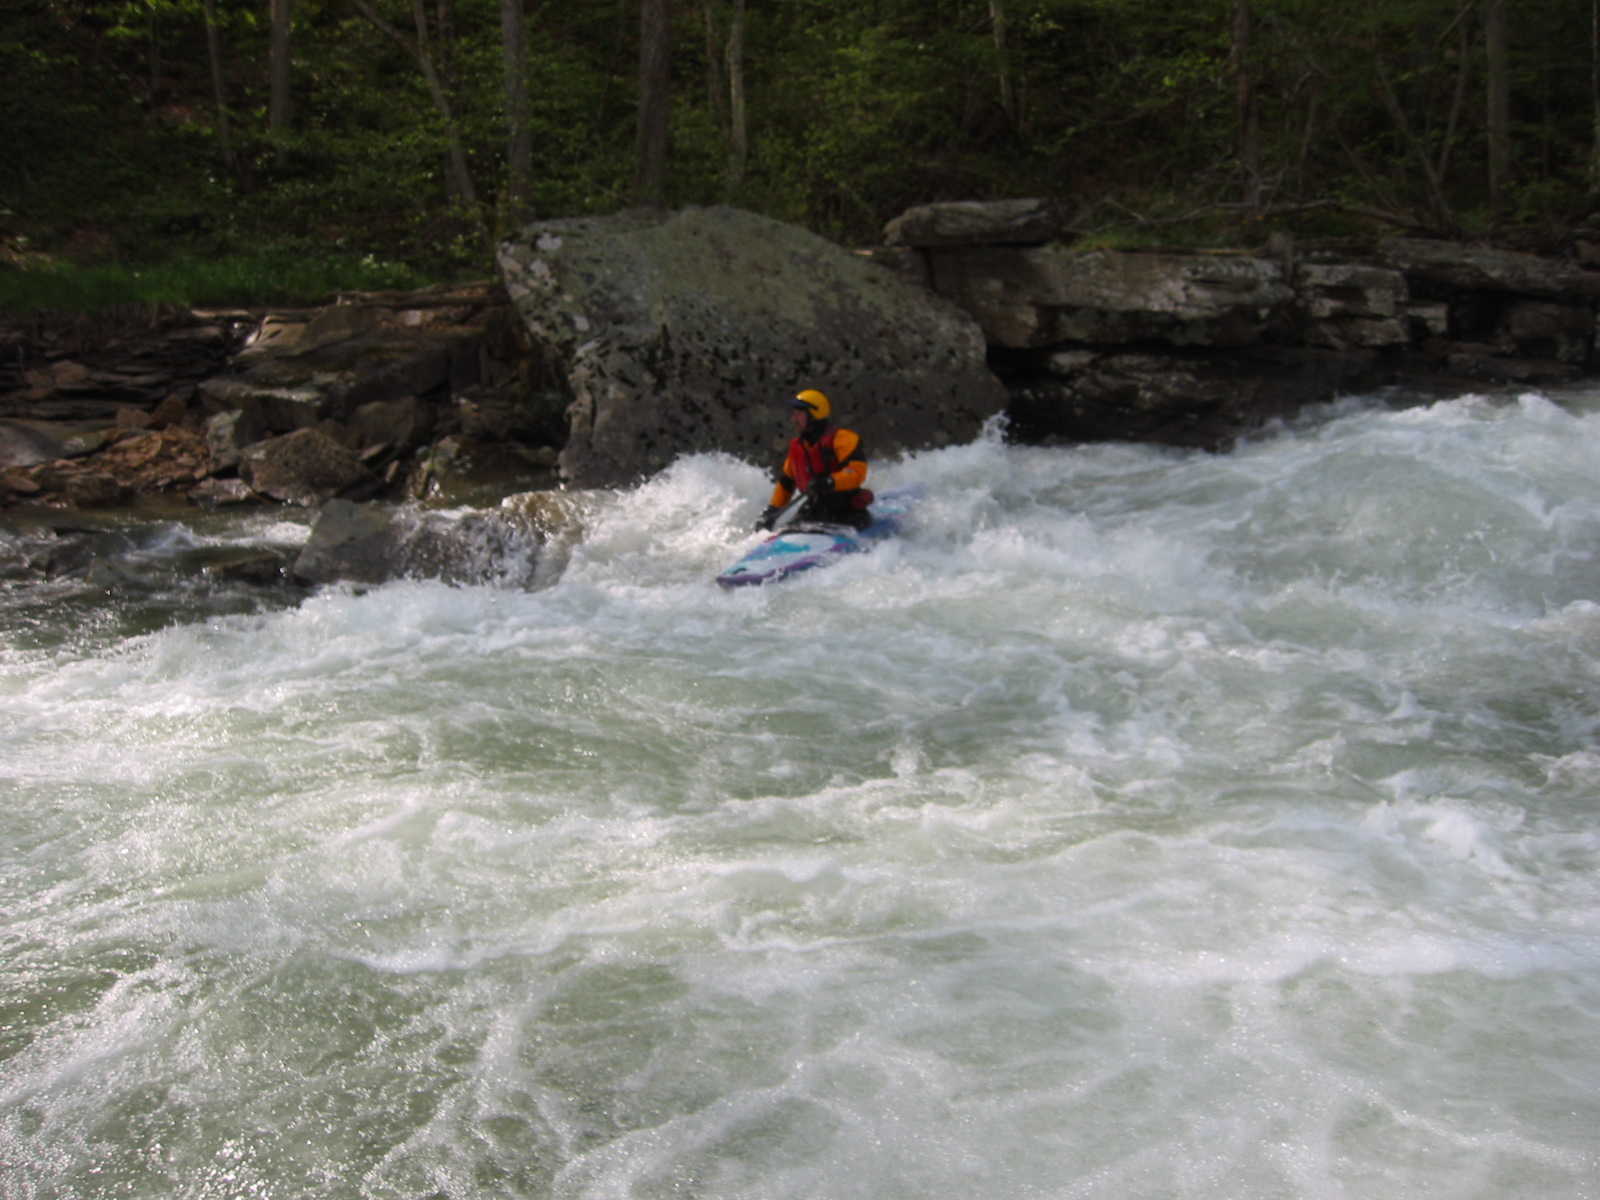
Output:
top-left (0, 248), bottom-right (433, 316)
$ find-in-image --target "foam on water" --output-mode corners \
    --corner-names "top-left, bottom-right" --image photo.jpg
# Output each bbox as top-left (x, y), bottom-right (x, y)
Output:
top-left (4, 394), bottom-right (1600, 1197)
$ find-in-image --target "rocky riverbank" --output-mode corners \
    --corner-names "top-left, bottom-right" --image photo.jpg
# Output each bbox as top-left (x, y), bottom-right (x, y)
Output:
top-left (6, 201), bottom-right (1600, 585)
top-left (0, 282), bottom-right (560, 514)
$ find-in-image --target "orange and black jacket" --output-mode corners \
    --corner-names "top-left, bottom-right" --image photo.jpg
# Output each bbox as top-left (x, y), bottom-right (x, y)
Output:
top-left (769, 424), bottom-right (868, 510)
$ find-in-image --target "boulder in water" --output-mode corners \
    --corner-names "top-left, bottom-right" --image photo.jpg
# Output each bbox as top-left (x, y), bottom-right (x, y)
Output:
top-left (293, 498), bottom-right (549, 588)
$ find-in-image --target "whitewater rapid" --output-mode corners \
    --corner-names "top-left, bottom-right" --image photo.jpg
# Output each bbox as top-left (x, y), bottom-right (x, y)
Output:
top-left (3, 391), bottom-right (1599, 1198)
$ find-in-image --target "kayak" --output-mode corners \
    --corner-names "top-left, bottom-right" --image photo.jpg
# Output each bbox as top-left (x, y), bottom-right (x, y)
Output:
top-left (715, 487), bottom-right (917, 589)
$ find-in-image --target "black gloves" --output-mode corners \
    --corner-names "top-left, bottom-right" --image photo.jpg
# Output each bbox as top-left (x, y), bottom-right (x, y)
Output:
top-left (755, 477), bottom-right (831, 531)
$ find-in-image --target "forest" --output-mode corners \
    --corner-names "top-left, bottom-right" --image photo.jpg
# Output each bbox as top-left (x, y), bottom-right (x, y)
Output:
top-left (4, 0), bottom-right (1600, 305)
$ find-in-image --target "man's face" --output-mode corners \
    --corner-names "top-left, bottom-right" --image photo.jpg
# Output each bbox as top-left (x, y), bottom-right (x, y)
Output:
top-left (789, 406), bottom-right (810, 433)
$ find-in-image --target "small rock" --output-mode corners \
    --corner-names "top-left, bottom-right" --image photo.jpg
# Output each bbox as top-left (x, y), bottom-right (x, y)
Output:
top-left (240, 428), bottom-right (372, 506)
top-left (189, 477), bottom-right (258, 507)
top-left (200, 549), bottom-right (294, 585)
top-left (883, 198), bottom-right (1062, 247)
top-left (0, 419), bottom-right (69, 469)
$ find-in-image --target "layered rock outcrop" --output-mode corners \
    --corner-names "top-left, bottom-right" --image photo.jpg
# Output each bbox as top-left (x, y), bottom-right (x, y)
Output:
top-left (882, 199), bottom-right (1600, 446)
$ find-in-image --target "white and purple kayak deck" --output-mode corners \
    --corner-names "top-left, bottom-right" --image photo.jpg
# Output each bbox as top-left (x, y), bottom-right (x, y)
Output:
top-left (715, 487), bottom-right (918, 589)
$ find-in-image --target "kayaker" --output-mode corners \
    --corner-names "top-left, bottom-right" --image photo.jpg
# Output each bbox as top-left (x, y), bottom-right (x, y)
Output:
top-left (754, 388), bottom-right (874, 531)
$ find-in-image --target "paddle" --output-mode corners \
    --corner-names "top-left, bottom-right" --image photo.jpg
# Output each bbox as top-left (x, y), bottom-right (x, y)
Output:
top-left (777, 488), bottom-right (812, 528)
top-left (757, 476), bottom-right (830, 532)
top-left (753, 489), bottom-right (808, 534)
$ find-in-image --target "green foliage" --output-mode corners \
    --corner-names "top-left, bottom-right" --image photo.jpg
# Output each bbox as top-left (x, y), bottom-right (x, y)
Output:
top-left (4, 0), bottom-right (1599, 312)
top-left (1068, 226), bottom-right (1172, 252)
top-left (0, 249), bottom-right (426, 315)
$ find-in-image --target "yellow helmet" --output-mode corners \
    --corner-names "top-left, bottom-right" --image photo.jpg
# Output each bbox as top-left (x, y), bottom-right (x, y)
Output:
top-left (790, 388), bottom-right (831, 420)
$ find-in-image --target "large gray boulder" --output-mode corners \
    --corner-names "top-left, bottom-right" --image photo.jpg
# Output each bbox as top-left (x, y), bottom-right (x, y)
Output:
top-left (496, 206), bottom-right (1008, 489)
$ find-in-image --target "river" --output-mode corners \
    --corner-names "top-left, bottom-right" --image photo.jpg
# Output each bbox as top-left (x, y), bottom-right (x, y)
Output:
top-left (3, 389), bottom-right (1599, 1198)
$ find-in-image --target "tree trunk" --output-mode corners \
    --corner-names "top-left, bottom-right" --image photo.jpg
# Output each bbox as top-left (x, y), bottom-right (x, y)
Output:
top-left (501, 0), bottom-right (533, 220)
top-left (1438, 13), bottom-right (1471, 184)
top-left (408, 0), bottom-right (478, 210)
top-left (1592, 0), bottom-right (1600, 191)
top-left (634, 0), bottom-right (672, 207)
top-left (351, 0), bottom-right (482, 220)
top-left (1371, 50), bottom-right (1456, 230)
top-left (990, 0), bottom-right (1016, 126)
top-left (703, 2), bottom-right (727, 131)
top-left (1231, 0), bottom-right (1260, 211)
top-left (201, 0), bottom-right (236, 173)
top-left (435, 0), bottom-right (454, 48)
top-left (269, 0), bottom-right (292, 134)
top-left (1484, 0), bottom-right (1509, 216)
top-left (725, 0), bottom-right (746, 189)
top-left (148, 7), bottom-right (162, 104)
